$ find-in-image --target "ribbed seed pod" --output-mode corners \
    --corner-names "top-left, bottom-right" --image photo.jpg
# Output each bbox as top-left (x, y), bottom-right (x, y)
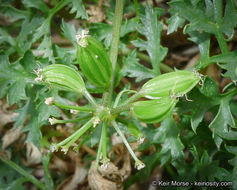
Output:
top-left (141, 70), bottom-right (201, 98)
top-left (77, 34), bottom-right (112, 89)
top-left (132, 97), bottom-right (178, 123)
top-left (40, 64), bottom-right (85, 93)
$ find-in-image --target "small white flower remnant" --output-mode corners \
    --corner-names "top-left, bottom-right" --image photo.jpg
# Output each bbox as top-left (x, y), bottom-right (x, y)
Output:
top-left (100, 157), bottom-right (110, 170)
top-left (135, 161), bottom-right (145, 170)
top-left (184, 93), bottom-right (192, 102)
top-left (93, 117), bottom-right (100, 128)
top-left (76, 29), bottom-right (89, 47)
top-left (50, 143), bottom-right (58, 152)
top-left (170, 93), bottom-right (179, 101)
top-left (95, 55), bottom-right (98, 59)
top-left (34, 67), bottom-right (43, 82)
top-left (45, 97), bottom-right (54, 105)
top-left (194, 70), bottom-right (204, 86)
top-left (99, 154), bottom-right (103, 160)
top-left (61, 146), bottom-right (69, 154)
top-left (137, 135), bottom-right (145, 144)
top-left (70, 109), bottom-right (78, 114)
top-left (48, 117), bottom-right (56, 125)
top-left (35, 75), bottom-right (43, 82)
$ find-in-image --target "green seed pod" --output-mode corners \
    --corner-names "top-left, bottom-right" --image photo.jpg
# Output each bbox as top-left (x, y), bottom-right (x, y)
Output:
top-left (141, 70), bottom-right (201, 98)
top-left (132, 97), bottom-right (178, 123)
top-left (39, 64), bottom-right (85, 93)
top-left (76, 31), bottom-right (112, 89)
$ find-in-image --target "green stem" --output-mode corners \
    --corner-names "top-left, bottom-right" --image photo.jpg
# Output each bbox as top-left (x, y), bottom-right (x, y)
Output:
top-left (165, 163), bottom-right (176, 178)
top-left (216, 30), bottom-right (228, 53)
top-left (113, 89), bottom-right (137, 108)
top-left (111, 103), bottom-right (131, 115)
top-left (95, 127), bottom-right (104, 168)
top-left (214, 0), bottom-right (223, 27)
top-left (109, 0), bottom-right (124, 73)
top-left (111, 92), bottom-right (142, 114)
top-left (214, 0), bottom-right (228, 53)
top-left (112, 121), bottom-right (139, 162)
top-left (49, 0), bottom-right (71, 17)
top-left (73, 133), bottom-right (90, 152)
top-left (101, 122), bottom-right (108, 159)
top-left (134, 0), bottom-right (140, 18)
top-left (56, 118), bottom-right (94, 147)
top-left (53, 101), bottom-right (94, 112)
top-left (107, 0), bottom-right (124, 106)
top-left (83, 90), bottom-right (97, 107)
top-left (1, 159), bottom-right (45, 190)
top-left (42, 153), bottom-right (54, 190)
top-left (62, 119), bottom-right (93, 151)
top-left (51, 115), bottom-right (91, 124)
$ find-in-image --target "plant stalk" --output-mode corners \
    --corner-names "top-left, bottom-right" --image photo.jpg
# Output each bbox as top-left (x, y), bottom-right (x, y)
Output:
top-left (102, 122), bottom-right (108, 159)
top-left (56, 118), bottom-right (94, 147)
top-left (111, 92), bottom-right (142, 114)
top-left (214, 0), bottom-right (228, 53)
top-left (112, 121), bottom-right (139, 162)
top-left (53, 101), bottom-right (94, 112)
top-left (96, 126), bottom-right (104, 168)
top-left (216, 30), bottom-right (229, 53)
top-left (84, 90), bottom-right (97, 107)
top-left (1, 159), bottom-right (45, 190)
top-left (134, 0), bottom-right (140, 18)
top-left (107, 0), bottom-right (124, 106)
top-left (62, 119), bottom-right (93, 150)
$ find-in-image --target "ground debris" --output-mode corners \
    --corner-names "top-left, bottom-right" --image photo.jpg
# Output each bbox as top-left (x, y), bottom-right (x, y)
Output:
top-left (88, 161), bottom-right (123, 190)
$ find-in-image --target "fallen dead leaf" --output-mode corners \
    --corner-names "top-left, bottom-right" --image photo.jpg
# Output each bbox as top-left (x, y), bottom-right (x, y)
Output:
top-left (88, 161), bottom-right (122, 190)
top-left (87, 5), bottom-right (105, 23)
top-left (25, 142), bottom-right (42, 166)
top-left (118, 152), bottom-right (131, 180)
top-left (50, 155), bottom-right (69, 172)
top-left (111, 133), bottom-right (123, 146)
top-left (58, 159), bottom-right (88, 190)
top-left (2, 125), bottom-right (23, 149)
top-left (0, 100), bottom-right (19, 132)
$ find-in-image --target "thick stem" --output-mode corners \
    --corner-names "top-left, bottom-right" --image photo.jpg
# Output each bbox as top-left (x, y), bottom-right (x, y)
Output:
top-left (111, 92), bottom-right (142, 114)
top-left (216, 30), bottom-right (228, 53)
top-left (111, 103), bottom-right (131, 115)
top-left (113, 89), bottom-right (137, 108)
top-left (107, 0), bottom-right (124, 106)
top-left (134, 0), bottom-right (140, 18)
top-left (214, 0), bottom-right (223, 27)
top-left (109, 0), bottom-right (124, 72)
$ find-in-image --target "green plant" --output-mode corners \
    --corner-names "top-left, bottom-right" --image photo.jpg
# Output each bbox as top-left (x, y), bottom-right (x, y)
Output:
top-left (0, 0), bottom-right (237, 189)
